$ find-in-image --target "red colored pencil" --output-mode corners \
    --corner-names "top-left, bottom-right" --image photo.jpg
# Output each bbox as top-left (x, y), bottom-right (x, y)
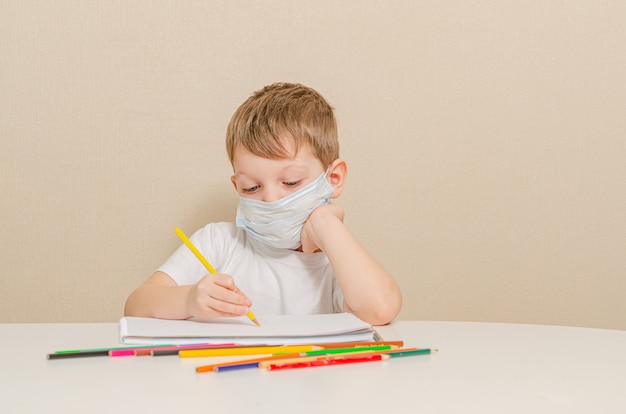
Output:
top-left (265, 354), bottom-right (389, 371)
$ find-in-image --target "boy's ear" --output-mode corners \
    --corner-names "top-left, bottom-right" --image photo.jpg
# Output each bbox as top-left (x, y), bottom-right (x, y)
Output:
top-left (327, 159), bottom-right (348, 199)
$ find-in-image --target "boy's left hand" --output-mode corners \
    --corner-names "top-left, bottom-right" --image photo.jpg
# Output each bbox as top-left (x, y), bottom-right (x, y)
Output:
top-left (300, 203), bottom-right (345, 253)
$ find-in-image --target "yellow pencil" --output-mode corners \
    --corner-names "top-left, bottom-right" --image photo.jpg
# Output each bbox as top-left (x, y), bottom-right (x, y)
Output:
top-left (174, 227), bottom-right (261, 327)
top-left (180, 345), bottom-right (321, 358)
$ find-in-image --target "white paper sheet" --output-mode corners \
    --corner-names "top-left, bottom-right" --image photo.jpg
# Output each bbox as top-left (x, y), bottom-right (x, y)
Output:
top-left (120, 313), bottom-right (376, 345)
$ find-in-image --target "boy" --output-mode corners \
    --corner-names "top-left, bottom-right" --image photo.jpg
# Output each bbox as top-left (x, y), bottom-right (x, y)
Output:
top-left (124, 83), bottom-right (402, 325)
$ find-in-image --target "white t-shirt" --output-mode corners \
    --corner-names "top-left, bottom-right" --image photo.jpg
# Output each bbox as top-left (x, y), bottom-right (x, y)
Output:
top-left (158, 222), bottom-right (344, 315)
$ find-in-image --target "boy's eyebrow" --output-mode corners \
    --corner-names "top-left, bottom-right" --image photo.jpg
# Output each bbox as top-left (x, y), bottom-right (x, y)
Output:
top-left (233, 171), bottom-right (257, 182)
top-left (280, 164), bottom-right (309, 174)
top-left (235, 164), bottom-right (309, 179)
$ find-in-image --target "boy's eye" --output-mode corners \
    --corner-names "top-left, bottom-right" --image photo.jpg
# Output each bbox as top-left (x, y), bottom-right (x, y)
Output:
top-left (242, 185), bottom-right (260, 193)
top-left (283, 180), bottom-right (302, 187)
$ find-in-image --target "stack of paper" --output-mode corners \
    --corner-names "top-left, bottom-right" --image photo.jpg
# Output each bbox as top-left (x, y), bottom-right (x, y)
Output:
top-left (119, 313), bottom-right (378, 345)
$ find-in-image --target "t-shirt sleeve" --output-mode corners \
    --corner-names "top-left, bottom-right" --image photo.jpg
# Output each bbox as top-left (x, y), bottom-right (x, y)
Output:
top-left (157, 223), bottom-right (230, 286)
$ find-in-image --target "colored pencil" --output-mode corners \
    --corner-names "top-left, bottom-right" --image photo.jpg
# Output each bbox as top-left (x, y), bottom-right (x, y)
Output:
top-left (312, 340), bottom-right (404, 349)
top-left (304, 345), bottom-right (394, 356)
top-left (196, 352), bottom-right (305, 373)
top-left (259, 355), bottom-right (328, 369)
top-left (257, 347), bottom-right (421, 367)
top-left (385, 348), bottom-right (436, 357)
top-left (196, 345), bottom-right (400, 372)
top-left (108, 343), bottom-right (237, 357)
top-left (198, 347), bottom-right (432, 372)
top-left (257, 355), bottom-right (328, 369)
top-left (54, 343), bottom-right (173, 354)
top-left (179, 344), bottom-right (320, 358)
top-left (175, 227), bottom-right (260, 327)
top-left (49, 343), bottom-right (237, 359)
top-left (266, 354), bottom-right (389, 371)
top-left (152, 349), bottom-right (188, 356)
top-left (259, 347), bottom-right (433, 366)
top-left (47, 350), bottom-right (111, 360)
top-left (153, 343), bottom-right (283, 357)
top-left (213, 362), bottom-right (262, 372)
top-left (109, 349), bottom-right (135, 357)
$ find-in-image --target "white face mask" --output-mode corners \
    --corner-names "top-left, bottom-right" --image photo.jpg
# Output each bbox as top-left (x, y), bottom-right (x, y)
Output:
top-left (235, 171), bottom-right (334, 249)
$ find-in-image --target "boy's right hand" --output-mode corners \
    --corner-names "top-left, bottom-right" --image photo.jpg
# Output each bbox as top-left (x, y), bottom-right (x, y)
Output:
top-left (300, 202), bottom-right (345, 253)
top-left (185, 273), bottom-right (252, 321)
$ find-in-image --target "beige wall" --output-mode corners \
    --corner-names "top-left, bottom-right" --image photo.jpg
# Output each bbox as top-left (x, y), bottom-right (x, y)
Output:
top-left (1, 1), bottom-right (625, 329)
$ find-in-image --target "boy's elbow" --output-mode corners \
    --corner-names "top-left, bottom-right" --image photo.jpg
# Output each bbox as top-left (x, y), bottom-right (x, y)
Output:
top-left (372, 299), bottom-right (403, 326)
top-left (123, 296), bottom-right (137, 317)
top-left (123, 289), bottom-right (147, 317)
top-left (354, 291), bottom-right (403, 326)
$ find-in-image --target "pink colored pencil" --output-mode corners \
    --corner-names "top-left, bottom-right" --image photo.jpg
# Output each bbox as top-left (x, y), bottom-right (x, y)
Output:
top-left (109, 349), bottom-right (136, 357)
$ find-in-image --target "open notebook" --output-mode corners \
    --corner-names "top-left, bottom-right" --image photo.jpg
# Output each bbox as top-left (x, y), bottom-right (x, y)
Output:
top-left (120, 313), bottom-right (378, 345)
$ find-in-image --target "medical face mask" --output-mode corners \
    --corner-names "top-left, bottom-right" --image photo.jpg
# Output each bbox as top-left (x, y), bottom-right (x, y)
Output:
top-left (235, 171), bottom-right (335, 249)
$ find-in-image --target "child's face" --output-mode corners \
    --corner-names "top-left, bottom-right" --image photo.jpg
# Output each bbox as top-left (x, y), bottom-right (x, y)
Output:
top-left (230, 140), bottom-right (326, 202)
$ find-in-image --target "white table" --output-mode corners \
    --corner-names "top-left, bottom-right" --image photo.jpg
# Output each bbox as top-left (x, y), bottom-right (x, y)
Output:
top-left (2, 321), bottom-right (626, 413)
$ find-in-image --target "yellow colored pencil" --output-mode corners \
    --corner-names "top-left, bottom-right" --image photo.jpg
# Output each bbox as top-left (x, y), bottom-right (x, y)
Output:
top-left (174, 227), bottom-right (261, 327)
top-left (180, 345), bottom-right (321, 358)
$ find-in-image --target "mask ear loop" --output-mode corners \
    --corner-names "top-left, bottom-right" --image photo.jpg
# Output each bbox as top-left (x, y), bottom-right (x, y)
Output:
top-left (323, 165), bottom-right (332, 178)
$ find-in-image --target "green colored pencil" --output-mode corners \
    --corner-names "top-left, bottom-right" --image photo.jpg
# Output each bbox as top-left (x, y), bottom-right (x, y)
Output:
top-left (304, 345), bottom-right (393, 356)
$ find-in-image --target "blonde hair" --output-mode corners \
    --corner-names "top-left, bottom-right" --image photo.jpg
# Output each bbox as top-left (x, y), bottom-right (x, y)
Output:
top-left (226, 83), bottom-right (339, 167)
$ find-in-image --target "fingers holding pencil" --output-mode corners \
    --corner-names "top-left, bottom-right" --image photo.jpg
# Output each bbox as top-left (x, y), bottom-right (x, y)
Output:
top-left (186, 273), bottom-right (253, 320)
top-left (175, 227), bottom-right (260, 326)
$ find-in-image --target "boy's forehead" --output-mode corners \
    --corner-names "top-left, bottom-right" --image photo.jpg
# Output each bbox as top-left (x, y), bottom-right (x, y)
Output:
top-left (231, 143), bottom-right (323, 175)
top-left (232, 139), bottom-right (315, 161)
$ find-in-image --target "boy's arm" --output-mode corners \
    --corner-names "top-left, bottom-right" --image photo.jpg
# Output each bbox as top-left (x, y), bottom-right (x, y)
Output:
top-left (124, 271), bottom-right (252, 320)
top-left (301, 204), bottom-right (402, 325)
top-left (124, 272), bottom-right (193, 319)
